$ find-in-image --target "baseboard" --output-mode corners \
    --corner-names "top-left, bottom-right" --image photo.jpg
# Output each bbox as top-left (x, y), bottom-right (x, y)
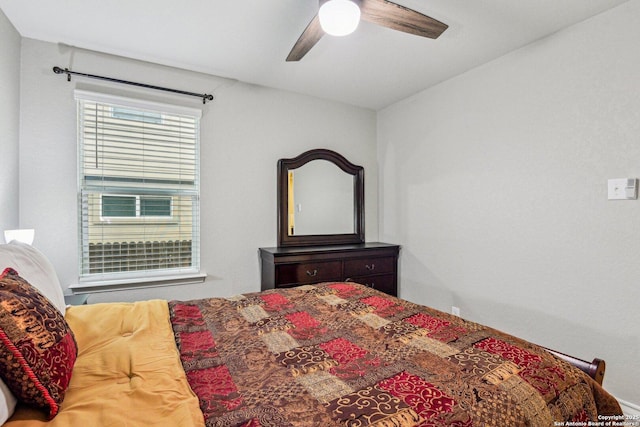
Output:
top-left (619, 398), bottom-right (640, 417)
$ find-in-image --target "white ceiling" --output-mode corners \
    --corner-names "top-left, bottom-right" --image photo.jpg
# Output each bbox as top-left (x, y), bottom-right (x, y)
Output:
top-left (0, 0), bottom-right (630, 110)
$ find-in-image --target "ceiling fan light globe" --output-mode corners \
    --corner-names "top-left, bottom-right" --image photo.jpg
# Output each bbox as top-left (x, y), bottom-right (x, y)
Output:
top-left (319, 0), bottom-right (361, 37)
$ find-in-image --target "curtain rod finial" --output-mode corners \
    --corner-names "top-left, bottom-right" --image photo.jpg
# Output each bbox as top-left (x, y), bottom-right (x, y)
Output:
top-left (52, 66), bottom-right (71, 81)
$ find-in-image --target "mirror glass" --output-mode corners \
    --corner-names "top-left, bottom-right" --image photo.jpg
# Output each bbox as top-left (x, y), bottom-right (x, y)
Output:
top-left (277, 149), bottom-right (364, 247)
top-left (288, 160), bottom-right (354, 235)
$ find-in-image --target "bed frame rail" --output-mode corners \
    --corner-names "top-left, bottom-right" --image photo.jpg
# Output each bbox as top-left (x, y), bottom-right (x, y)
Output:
top-left (543, 347), bottom-right (606, 385)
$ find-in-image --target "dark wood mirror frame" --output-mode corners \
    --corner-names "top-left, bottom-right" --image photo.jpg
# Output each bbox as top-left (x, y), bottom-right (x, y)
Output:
top-left (277, 149), bottom-right (365, 247)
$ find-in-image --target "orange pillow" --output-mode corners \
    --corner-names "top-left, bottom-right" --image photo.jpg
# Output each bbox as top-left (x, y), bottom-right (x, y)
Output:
top-left (0, 268), bottom-right (77, 419)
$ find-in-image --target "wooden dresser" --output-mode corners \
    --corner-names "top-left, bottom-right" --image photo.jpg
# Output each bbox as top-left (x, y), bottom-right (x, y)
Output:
top-left (259, 242), bottom-right (400, 296)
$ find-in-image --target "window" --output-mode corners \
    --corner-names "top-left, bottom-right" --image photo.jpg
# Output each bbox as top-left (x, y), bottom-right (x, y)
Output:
top-left (102, 195), bottom-right (137, 218)
top-left (101, 195), bottom-right (172, 219)
top-left (140, 196), bottom-right (172, 217)
top-left (75, 90), bottom-right (201, 282)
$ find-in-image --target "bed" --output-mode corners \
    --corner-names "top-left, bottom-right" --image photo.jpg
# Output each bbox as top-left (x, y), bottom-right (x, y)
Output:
top-left (0, 242), bottom-right (623, 426)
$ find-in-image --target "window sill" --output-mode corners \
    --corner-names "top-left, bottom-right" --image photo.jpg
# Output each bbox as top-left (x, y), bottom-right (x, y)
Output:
top-left (69, 271), bottom-right (207, 294)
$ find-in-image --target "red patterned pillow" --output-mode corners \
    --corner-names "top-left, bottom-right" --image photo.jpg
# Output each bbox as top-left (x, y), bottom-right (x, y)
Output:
top-left (0, 268), bottom-right (77, 419)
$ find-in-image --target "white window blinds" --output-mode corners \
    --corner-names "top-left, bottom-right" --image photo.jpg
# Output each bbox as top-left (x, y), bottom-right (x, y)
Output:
top-left (75, 90), bottom-right (201, 281)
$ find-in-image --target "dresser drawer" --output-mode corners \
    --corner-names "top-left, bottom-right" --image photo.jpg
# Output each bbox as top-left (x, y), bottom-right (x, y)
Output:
top-left (344, 256), bottom-right (395, 277)
top-left (276, 261), bottom-right (342, 285)
top-left (348, 274), bottom-right (396, 295)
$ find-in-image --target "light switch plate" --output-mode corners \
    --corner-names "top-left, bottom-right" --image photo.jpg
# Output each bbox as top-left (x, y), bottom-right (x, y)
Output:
top-left (608, 178), bottom-right (638, 200)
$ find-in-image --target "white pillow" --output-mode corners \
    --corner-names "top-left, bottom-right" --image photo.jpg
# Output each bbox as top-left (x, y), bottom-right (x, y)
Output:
top-left (0, 241), bottom-right (66, 315)
top-left (0, 380), bottom-right (17, 424)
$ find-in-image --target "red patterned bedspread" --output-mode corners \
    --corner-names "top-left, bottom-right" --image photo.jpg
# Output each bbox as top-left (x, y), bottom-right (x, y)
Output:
top-left (169, 283), bottom-right (621, 427)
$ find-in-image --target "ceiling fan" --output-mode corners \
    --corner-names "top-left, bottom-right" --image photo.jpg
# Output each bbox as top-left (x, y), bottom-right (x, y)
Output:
top-left (287, 0), bottom-right (448, 61)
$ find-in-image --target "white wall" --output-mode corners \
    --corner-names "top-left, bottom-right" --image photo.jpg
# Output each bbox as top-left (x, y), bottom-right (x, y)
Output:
top-left (0, 9), bottom-right (20, 232)
top-left (378, 0), bottom-right (639, 408)
top-left (18, 38), bottom-right (378, 302)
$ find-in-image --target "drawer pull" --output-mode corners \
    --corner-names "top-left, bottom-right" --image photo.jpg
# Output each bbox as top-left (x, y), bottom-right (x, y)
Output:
top-left (365, 264), bottom-right (375, 271)
top-left (306, 269), bottom-right (318, 277)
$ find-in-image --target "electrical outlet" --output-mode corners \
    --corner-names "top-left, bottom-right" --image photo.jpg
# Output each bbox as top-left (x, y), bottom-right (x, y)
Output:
top-left (451, 306), bottom-right (460, 317)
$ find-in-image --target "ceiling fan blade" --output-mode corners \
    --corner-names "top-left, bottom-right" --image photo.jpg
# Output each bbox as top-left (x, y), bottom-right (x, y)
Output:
top-left (287, 14), bottom-right (325, 61)
top-left (360, 0), bottom-right (448, 39)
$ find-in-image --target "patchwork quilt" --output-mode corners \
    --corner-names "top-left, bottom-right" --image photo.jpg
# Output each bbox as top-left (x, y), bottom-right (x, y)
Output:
top-left (169, 283), bottom-right (621, 427)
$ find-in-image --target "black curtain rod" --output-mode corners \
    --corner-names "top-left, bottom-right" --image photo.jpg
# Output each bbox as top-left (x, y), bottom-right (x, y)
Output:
top-left (52, 66), bottom-right (214, 104)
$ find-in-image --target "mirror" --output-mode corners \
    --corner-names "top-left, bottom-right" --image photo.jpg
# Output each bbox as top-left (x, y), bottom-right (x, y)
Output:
top-left (290, 160), bottom-right (354, 235)
top-left (278, 149), bottom-right (364, 247)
